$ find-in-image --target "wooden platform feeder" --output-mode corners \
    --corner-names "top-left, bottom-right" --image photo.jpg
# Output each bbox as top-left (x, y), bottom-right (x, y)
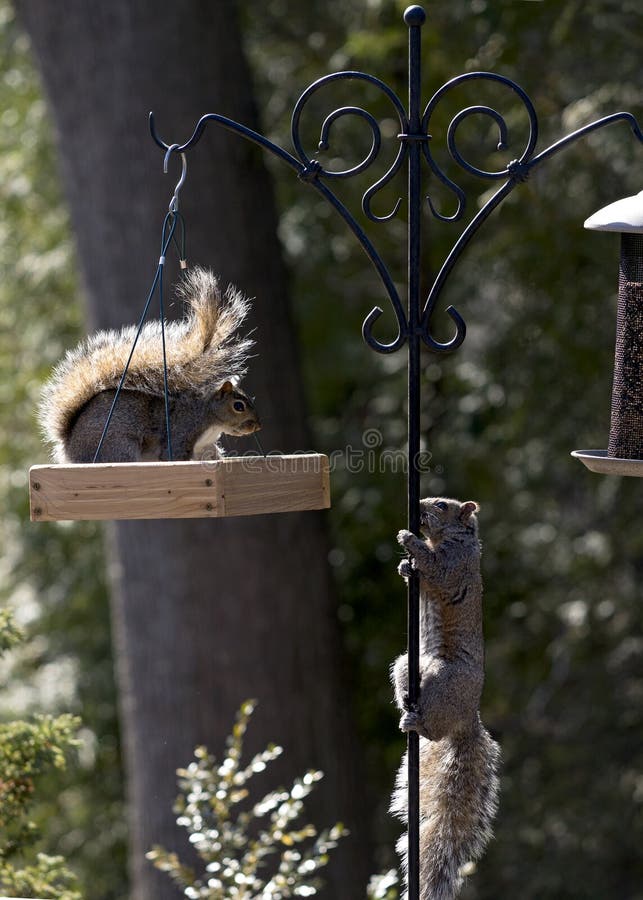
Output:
top-left (29, 454), bottom-right (330, 522)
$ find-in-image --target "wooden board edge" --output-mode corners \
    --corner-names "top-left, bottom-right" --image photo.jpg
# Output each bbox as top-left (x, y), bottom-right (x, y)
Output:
top-left (28, 454), bottom-right (332, 522)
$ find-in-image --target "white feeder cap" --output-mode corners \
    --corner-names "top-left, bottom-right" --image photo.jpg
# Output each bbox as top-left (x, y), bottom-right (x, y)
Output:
top-left (584, 189), bottom-right (643, 233)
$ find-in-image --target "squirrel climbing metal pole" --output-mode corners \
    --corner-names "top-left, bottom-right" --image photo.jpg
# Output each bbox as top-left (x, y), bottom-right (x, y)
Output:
top-left (148, 5), bottom-right (642, 897)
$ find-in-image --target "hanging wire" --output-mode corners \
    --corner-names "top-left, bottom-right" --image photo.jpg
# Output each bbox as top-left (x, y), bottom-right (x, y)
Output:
top-left (92, 211), bottom-right (181, 462)
top-left (157, 214), bottom-right (177, 460)
top-left (253, 432), bottom-right (266, 457)
top-left (93, 146), bottom-right (190, 463)
top-left (165, 147), bottom-right (188, 268)
top-left (171, 212), bottom-right (187, 269)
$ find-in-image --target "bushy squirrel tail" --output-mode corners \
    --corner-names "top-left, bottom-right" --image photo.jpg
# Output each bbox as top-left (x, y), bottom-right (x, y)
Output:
top-left (172, 267), bottom-right (253, 392)
top-left (39, 267), bottom-right (253, 456)
top-left (391, 715), bottom-right (500, 900)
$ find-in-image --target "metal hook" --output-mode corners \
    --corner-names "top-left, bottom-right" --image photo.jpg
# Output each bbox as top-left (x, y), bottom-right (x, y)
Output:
top-left (163, 143), bottom-right (187, 212)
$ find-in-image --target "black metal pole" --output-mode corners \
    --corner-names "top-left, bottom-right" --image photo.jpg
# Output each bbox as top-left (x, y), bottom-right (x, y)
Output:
top-left (405, 7), bottom-right (425, 900)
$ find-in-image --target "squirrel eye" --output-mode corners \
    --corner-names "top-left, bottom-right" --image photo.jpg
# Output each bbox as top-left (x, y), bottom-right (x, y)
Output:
top-left (434, 500), bottom-right (448, 511)
top-left (233, 400), bottom-right (246, 413)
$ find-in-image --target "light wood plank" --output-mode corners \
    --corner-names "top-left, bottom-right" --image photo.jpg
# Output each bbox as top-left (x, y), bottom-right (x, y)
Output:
top-left (29, 454), bottom-right (330, 522)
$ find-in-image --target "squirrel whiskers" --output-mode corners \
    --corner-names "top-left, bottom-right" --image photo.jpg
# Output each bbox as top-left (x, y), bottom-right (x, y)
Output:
top-left (392, 497), bottom-right (500, 900)
top-left (39, 267), bottom-right (260, 463)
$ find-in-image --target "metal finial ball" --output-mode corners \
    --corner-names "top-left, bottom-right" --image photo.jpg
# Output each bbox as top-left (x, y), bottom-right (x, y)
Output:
top-left (404, 5), bottom-right (426, 26)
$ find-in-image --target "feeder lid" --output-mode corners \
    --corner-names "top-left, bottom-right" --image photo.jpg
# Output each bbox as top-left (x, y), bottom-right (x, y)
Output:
top-left (584, 190), bottom-right (643, 234)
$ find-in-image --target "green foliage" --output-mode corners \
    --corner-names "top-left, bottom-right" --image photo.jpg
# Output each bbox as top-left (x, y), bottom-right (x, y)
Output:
top-left (0, 853), bottom-right (80, 900)
top-left (147, 700), bottom-right (348, 899)
top-left (0, 607), bottom-right (81, 899)
top-left (0, 610), bottom-right (23, 654)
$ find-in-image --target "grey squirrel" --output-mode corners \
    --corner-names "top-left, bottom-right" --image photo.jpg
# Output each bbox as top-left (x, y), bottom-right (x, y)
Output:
top-left (391, 497), bottom-right (500, 900)
top-left (39, 267), bottom-right (260, 463)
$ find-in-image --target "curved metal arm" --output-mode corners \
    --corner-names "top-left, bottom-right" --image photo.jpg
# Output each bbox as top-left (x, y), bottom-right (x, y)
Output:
top-left (420, 107), bottom-right (643, 348)
top-left (150, 110), bottom-right (303, 174)
top-left (529, 110), bottom-right (642, 167)
top-left (150, 70), bottom-right (413, 353)
top-left (151, 93), bottom-right (641, 357)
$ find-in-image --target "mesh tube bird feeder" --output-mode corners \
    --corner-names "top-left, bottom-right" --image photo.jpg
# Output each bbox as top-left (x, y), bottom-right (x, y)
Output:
top-left (572, 190), bottom-right (643, 476)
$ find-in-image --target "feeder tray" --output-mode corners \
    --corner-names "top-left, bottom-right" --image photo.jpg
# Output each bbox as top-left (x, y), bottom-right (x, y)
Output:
top-left (29, 454), bottom-right (330, 522)
top-left (571, 449), bottom-right (643, 477)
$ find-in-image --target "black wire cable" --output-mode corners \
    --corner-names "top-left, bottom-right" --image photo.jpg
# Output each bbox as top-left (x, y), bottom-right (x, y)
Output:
top-left (92, 211), bottom-right (182, 462)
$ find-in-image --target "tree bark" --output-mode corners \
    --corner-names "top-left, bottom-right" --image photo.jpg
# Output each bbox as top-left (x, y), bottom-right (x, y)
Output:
top-left (15, 2), bottom-right (370, 898)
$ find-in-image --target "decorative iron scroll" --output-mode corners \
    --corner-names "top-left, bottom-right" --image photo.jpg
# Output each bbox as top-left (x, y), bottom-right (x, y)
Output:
top-left (150, 76), bottom-right (641, 356)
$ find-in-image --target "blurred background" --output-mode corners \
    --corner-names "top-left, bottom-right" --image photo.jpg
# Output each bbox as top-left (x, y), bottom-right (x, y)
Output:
top-left (0, 0), bottom-right (641, 898)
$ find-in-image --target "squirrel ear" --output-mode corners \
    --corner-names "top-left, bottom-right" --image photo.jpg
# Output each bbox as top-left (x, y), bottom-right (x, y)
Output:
top-left (460, 501), bottom-right (479, 521)
top-left (219, 380), bottom-right (234, 394)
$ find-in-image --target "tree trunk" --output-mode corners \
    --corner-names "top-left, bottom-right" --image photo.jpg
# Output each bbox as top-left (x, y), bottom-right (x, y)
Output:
top-left (15, 2), bottom-right (370, 897)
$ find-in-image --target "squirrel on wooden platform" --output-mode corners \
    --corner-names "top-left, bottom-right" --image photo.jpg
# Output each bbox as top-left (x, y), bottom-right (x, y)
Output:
top-left (39, 267), bottom-right (261, 463)
top-left (392, 497), bottom-right (500, 900)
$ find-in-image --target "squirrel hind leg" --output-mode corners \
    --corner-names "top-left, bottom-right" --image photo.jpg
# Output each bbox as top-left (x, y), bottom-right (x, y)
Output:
top-left (66, 429), bottom-right (143, 463)
top-left (64, 391), bottom-right (146, 463)
top-left (66, 418), bottom-right (144, 463)
top-left (96, 435), bottom-right (143, 463)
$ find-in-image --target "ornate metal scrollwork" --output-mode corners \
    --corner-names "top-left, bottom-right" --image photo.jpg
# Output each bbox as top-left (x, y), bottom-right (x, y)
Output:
top-left (150, 71), bottom-right (641, 357)
top-left (150, 70), bottom-right (413, 353)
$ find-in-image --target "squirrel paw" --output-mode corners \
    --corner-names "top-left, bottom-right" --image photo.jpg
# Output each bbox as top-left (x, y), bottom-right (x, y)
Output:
top-left (399, 709), bottom-right (422, 734)
top-left (397, 529), bottom-right (414, 548)
top-left (400, 707), bottom-right (430, 738)
top-left (398, 559), bottom-right (413, 579)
